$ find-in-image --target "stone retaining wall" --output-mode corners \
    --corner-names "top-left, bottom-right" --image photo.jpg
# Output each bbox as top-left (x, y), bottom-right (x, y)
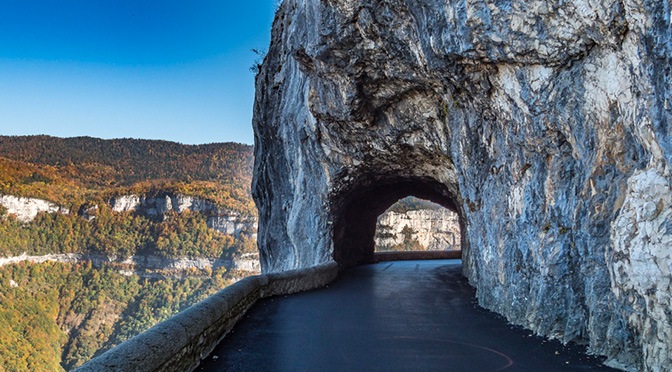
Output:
top-left (74, 261), bottom-right (339, 372)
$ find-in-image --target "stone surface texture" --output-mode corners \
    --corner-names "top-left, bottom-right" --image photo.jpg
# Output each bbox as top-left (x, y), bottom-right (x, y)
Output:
top-left (0, 192), bottom-right (258, 239)
top-left (109, 193), bottom-right (257, 237)
top-left (252, 0), bottom-right (672, 370)
top-left (0, 195), bottom-right (69, 222)
top-left (375, 207), bottom-right (461, 250)
top-left (0, 253), bottom-right (261, 277)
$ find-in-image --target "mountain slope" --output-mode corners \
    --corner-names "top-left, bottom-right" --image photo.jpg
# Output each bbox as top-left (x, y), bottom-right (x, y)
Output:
top-left (0, 135), bottom-right (255, 214)
top-left (0, 135), bottom-right (258, 369)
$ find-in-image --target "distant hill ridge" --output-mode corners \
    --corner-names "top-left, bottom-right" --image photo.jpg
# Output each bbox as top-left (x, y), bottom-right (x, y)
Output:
top-left (386, 196), bottom-right (445, 213)
top-left (0, 135), bottom-right (252, 183)
top-left (0, 135), bottom-right (255, 214)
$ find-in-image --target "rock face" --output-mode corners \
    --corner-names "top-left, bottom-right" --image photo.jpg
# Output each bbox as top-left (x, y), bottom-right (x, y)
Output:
top-left (0, 192), bottom-right (257, 238)
top-left (109, 194), bottom-right (210, 215)
top-left (375, 208), bottom-right (461, 251)
top-left (252, 0), bottom-right (672, 370)
top-left (0, 195), bottom-right (69, 222)
top-left (109, 193), bottom-right (257, 237)
top-left (0, 252), bottom-right (261, 275)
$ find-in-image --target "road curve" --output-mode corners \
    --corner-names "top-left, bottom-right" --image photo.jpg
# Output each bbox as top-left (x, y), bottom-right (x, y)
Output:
top-left (198, 260), bottom-right (615, 372)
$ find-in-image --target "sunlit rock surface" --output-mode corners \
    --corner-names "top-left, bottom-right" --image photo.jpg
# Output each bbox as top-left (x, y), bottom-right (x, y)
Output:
top-left (375, 208), bottom-right (461, 251)
top-left (252, 0), bottom-right (671, 369)
top-left (0, 195), bottom-right (69, 222)
top-left (109, 193), bottom-right (257, 237)
top-left (0, 253), bottom-right (261, 276)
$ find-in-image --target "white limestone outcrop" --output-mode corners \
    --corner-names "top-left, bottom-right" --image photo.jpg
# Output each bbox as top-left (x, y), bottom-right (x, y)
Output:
top-left (0, 252), bottom-right (261, 275)
top-left (109, 193), bottom-right (258, 237)
top-left (375, 208), bottom-right (461, 251)
top-left (0, 195), bottom-right (69, 222)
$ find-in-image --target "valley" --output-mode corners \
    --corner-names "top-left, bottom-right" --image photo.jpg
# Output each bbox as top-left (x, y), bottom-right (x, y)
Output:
top-left (0, 136), bottom-right (257, 370)
top-left (0, 135), bottom-right (454, 370)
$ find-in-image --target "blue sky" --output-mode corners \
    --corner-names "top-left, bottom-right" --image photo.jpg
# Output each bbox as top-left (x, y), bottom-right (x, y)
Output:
top-left (0, 1), bottom-right (277, 145)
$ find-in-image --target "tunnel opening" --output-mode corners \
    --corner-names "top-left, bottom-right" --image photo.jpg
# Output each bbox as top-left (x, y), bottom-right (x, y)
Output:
top-left (374, 196), bottom-right (461, 257)
top-left (331, 177), bottom-right (465, 268)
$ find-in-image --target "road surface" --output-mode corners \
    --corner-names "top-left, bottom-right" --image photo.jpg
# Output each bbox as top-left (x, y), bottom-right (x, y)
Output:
top-left (198, 260), bottom-right (614, 371)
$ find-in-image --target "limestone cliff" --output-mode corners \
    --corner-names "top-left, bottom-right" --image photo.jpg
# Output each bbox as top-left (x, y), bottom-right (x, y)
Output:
top-left (252, 0), bottom-right (672, 370)
top-left (375, 208), bottom-right (461, 251)
top-left (0, 192), bottom-right (258, 238)
top-left (109, 193), bottom-right (257, 238)
top-left (0, 253), bottom-right (261, 275)
top-left (0, 195), bottom-right (69, 222)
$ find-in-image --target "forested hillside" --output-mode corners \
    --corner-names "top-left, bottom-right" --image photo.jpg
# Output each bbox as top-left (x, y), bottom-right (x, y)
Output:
top-left (0, 135), bottom-right (257, 370)
top-left (0, 261), bottom-right (245, 371)
top-left (0, 208), bottom-right (253, 258)
top-left (0, 135), bottom-right (254, 214)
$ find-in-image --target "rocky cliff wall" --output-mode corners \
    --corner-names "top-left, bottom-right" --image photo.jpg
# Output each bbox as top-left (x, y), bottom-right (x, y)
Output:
top-left (0, 253), bottom-right (261, 275)
top-left (109, 193), bottom-right (257, 238)
top-left (0, 195), bottom-right (69, 222)
top-left (110, 194), bottom-right (214, 215)
top-left (252, 0), bottom-right (671, 369)
top-left (0, 193), bottom-right (257, 238)
top-left (375, 208), bottom-right (461, 251)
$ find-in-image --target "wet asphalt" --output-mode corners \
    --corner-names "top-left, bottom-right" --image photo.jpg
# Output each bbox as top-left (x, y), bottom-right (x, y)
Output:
top-left (198, 260), bottom-right (616, 372)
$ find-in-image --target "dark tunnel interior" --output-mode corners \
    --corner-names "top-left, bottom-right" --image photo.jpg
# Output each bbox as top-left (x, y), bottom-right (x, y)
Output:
top-left (331, 177), bottom-right (464, 268)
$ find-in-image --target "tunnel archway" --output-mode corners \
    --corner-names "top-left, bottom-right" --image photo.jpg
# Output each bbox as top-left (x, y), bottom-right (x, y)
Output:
top-left (331, 177), bottom-right (466, 268)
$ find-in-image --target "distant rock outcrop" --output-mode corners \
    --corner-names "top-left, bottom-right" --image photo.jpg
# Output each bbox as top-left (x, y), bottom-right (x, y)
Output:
top-left (109, 193), bottom-right (257, 237)
top-left (0, 252), bottom-right (261, 275)
top-left (375, 208), bottom-right (460, 251)
top-left (0, 192), bottom-right (258, 239)
top-left (110, 194), bottom-right (211, 215)
top-left (252, 0), bottom-right (672, 370)
top-left (0, 195), bottom-right (69, 222)
top-left (109, 195), bottom-right (141, 213)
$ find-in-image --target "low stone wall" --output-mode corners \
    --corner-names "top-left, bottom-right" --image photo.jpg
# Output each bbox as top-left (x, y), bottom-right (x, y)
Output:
top-left (74, 261), bottom-right (339, 372)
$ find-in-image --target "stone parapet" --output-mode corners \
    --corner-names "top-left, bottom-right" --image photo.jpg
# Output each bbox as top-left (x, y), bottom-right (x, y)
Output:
top-left (74, 261), bottom-right (338, 372)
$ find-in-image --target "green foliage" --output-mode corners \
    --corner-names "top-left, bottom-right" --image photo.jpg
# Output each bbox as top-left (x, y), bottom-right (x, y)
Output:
top-left (0, 264), bottom-right (65, 371)
top-left (0, 262), bottom-right (243, 370)
top-left (0, 135), bottom-right (255, 214)
top-left (381, 225), bottom-right (424, 252)
top-left (0, 207), bottom-right (239, 259)
top-left (249, 48), bottom-right (266, 74)
top-left (397, 225), bottom-right (424, 251)
top-left (375, 225), bottom-right (424, 252)
top-left (375, 197), bottom-right (439, 252)
top-left (0, 135), bottom-right (256, 259)
top-left (0, 136), bottom-right (258, 369)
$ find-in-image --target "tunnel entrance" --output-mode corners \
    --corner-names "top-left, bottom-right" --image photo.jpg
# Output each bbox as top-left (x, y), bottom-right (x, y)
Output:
top-left (374, 196), bottom-right (461, 253)
top-left (331, 178), bottom-right (464, 268)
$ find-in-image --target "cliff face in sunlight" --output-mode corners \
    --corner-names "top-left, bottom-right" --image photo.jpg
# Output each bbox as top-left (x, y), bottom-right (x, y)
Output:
top-left (0, 195), bottom-right (69, 222)
top-left (252, 0), bottom-right (672, 370)
top-left (375, 208), bottom-right (461, 251)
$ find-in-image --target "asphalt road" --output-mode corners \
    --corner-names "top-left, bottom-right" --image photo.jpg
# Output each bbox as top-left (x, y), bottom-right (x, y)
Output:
top-left (198, 260), bottom-right (616, 372)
